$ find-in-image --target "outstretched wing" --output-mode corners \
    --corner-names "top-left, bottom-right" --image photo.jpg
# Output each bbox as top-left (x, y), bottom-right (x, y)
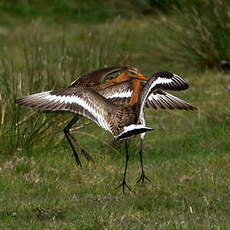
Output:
top-left (70, 66), bottom-right (128, 87)
top-left (98, 81), bottom-right (132, 104)
top-left (98, 80), bottom-right (196, 110)
top-left (16, 87), bottom-right (115, 133)
top-left (138, 72), bottom-right (192, 119)
top-left (146, 90), bottom-right (196, 110)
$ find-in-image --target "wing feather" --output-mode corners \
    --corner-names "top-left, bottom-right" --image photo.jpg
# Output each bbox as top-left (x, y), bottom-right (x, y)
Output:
top-left (146, 90), bottom-right (196, 110)
top-left (16, 87), bottom-right (115, 133)
top-left (139, 72), bottom-right (191, 119)
top-left (98, 81), bottom-right (132, 104)
top-left (98, 80), bottom-right (196, 110)
top-left (70, 66), bottom-right (128, 87)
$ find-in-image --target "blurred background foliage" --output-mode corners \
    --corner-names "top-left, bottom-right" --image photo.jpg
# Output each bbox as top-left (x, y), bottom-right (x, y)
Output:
top-left (0, 0), bottom-right (182, 24)
top-left (0, 0), bottom-right (229, 70)
top-left (0, 0), bottom-right (229, 228)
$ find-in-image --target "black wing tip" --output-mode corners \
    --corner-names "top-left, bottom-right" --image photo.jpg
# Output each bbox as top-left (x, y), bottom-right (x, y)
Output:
top-left (163, 84), bottom-right (189, 91)
top-left (152, 71), bottom-right (190, 91)
top-left (189, 105), bottom-right (198, 110)
top-left (172, 73), bottom-right (189, 90)
top-left (153, 71), bottom-right (176, 79)
top-left (174, 105), bottom-right (197, 110)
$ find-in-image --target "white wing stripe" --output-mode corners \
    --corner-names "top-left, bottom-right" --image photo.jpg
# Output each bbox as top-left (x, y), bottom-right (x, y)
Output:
top-left (106, 90), bottom-right (132, 99)
top-left (44, 94), bottom-right (110, 131)
top-left (155, 77), bottom-right (172, 85)
top-left (139, 74), bottom-right (187, 118)
top-left (139, 81), bottom-right (158, 116)
top-left (143, 76), bottom-right (173, 102)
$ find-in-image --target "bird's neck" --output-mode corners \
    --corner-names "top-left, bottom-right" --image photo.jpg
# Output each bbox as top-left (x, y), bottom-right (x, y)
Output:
top-left (97, 71), bottom-right (131, 89)
top-left (126, 79), bottom-right (142, 107)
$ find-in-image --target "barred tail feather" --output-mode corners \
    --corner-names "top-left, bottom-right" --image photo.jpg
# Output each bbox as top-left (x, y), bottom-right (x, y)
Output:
top-left (116, 124), bottom-right (153, 140)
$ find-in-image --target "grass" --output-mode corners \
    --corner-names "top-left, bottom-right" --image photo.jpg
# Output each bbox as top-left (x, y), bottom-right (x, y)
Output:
top-left (0, 0), bottom-right (182, 25)
top-left (0, 3), bottom-right (230, 229)
top-left (154, 0), bottom-right (230, 71)
top-left (0, 126), bottom-right (229, 229)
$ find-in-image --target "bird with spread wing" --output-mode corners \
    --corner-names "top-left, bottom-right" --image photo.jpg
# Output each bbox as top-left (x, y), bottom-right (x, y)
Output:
top-left (16, 66), bottom-right (196, 191)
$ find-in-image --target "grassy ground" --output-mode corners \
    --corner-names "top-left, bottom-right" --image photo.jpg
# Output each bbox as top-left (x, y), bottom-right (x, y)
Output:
top-left (2, 70), bottom-right (229, 229)
top-left (0, 2), bottom-right (230, 229)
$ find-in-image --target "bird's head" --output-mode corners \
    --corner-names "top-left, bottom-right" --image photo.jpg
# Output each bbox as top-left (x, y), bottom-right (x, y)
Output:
top-left (126, 67), bottom-right (149, 81)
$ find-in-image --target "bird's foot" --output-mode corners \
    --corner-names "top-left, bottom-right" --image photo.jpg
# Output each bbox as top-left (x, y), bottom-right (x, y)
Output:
top-left (81, 149), bottom-right (94, 162)
top-left (116, 180), bottom-right (132, 193)
top-left (136, 172), bottom-right (151, 184)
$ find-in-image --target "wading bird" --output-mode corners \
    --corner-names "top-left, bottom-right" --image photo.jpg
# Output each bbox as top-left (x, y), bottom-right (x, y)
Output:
top-left (98, 73), bottom-right (196, 185)
top-left (17, 66), bottom-right (147, 166)
top-left (16, 67), bottom-right (196, 191)
top-left (64, 66), bottom-right (195, 171)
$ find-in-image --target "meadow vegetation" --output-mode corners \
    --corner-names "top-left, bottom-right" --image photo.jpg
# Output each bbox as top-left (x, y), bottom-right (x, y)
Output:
top-left (0, 0), bottom-right (229, 229)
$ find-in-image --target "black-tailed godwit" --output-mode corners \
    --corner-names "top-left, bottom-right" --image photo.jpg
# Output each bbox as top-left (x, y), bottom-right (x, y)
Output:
top-left (16, 67), bottom-right (196, 191)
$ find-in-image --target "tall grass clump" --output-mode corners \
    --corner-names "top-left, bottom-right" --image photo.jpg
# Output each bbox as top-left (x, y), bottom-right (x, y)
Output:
top-left (0, 0), bottom-right (184, 25)
top-left (153, 0), bottom-right (230, 71)
top-left (0, 21), bottom-right (128, 157)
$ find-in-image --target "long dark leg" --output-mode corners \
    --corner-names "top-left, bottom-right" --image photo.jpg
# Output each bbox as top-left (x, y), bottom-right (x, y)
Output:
top-left (63, 115), bottom-right (82, 166)
top-left (64, 115), bottom-right (94, 165)
top-left (136, 139), bottom-right (151, 184)
top-left (68, 133), bottom-right (94, 162)
top-left (116, 140), bottom-right (131, 192)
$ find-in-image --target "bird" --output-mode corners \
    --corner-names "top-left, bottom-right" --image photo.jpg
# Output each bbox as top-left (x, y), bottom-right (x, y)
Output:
top-left (97, 71), bottom-right (197, 185)
top-left (16, 66), bottom-right (148, 166)
top-left (16, 67), bottom-right (196, 191)
top-left (16, 67), bottom-right (151, 190)
top-left (65, 66), bottom-right (150, 165)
